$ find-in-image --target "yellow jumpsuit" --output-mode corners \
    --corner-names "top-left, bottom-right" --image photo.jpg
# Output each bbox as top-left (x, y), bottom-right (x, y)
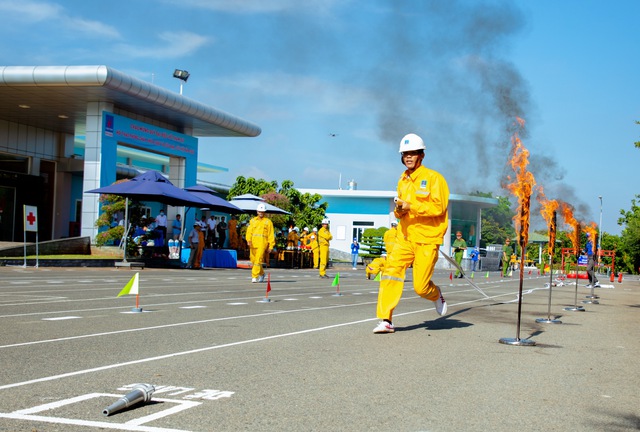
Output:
top-left (318, 226), bottom-right (332, 277)
top-left (377, 164), bottom-right (450, 321)
top-left (195, 226), bottom-right (205, 269)
top-left (383, 226), bottom-right (398, 255)
top-left (246, 216), bottom-right (275, 279)
top-left (309, 231), bottom-right (319, 268)
top-left (228, 219), bottom-right (238, 249)
top-left (287, 230), bottom-right (299, 249)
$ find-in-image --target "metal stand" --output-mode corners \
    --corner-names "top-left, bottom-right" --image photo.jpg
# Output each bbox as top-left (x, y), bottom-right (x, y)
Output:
top-left (583, 284), bottom-right (599, 304)
top-left (536, 257), bottom-right (562, 324)
top-left (499, 337), bottom-right (537, 346)
top-left (564, 274), bottom-right (585, 312)
top-left (258, 298), bottom-right (271, 303)
top-left (499, 224), bottom-right (536, 347)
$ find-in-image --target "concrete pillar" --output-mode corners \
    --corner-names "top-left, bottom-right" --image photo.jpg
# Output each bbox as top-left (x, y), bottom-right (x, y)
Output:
top-left (80, 102), bottom-right (114, 243)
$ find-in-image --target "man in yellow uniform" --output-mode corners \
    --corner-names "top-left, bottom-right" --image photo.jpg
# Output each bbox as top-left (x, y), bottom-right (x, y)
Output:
top-left (318, 219), bottom-right (333, 278)
top-left (383, 221), bottom-right (398, 255)
top-left (309, 227), bottom-right (319, 269)
top-left (246, 203), bottom-right (275, 283)
top-left (287, 227), bottom-right (300, 249)
top-left (374, 133), bottom-right (449, 334)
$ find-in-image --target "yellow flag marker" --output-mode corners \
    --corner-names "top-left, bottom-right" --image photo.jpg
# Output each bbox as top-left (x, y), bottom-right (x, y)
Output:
top-left (118, 273), bottom-right (139, 297)
top-left (118, 273), bottom-right (142, 312)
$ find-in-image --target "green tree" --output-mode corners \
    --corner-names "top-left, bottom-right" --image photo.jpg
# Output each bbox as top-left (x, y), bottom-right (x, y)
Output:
top-left (359, 227), bottom-right (387, 262)
top-left (227, 176), bottom-right (328, 233)
top-left (93, 180), bottom-right (146, 256)
top-left (617, 194), bottom-right (640, 274)
top-left (471, 192), bottom-right (516, 246)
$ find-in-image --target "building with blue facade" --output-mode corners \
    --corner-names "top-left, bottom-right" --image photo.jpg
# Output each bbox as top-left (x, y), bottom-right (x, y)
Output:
top-left (299, 187), bottom-right (498, 266)
top-left (0, 65), bottom-right (260, 243)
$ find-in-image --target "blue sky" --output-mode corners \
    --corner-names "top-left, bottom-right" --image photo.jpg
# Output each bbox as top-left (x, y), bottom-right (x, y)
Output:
top-left (0, 0), bottom-right (637, 235)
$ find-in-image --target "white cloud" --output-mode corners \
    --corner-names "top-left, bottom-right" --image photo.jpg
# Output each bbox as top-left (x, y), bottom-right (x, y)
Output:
top-left (115, 31), bottom-right (211, 59)
top-left (215, 72), bottom-right (373, 115)
top-left (0, 0), bottom-right (62, 21)
top-left (0, 1), bottom-right (121, 39)
top-left (64, 17), bottom-right (121, 39)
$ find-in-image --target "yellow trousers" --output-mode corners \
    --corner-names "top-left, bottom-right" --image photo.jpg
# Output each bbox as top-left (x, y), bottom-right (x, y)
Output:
top-left (319, 244), bottom-right (329, 276)
top-left (250, 246), bottom-right (267, 278)
top-left (377, 241), bottom-right (440, 321)
top-left (312, 247), bottom-right (319, 269)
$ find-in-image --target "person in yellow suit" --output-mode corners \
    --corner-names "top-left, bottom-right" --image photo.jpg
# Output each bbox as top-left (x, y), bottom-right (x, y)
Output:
top-left (309, 227), bottom-right (319, 269)
top-left (318, 219), bottom-right (333, 278)
top-left (374, 133), bottom-right (449, 334)
top-left (287, 227), bottom-right (300, 249)
top-left (383, 221), bottom-right (398, 255)
top-left (228, 216), bottom-right (238, 249)
top-left (246, 203), bottom-right (275, 283)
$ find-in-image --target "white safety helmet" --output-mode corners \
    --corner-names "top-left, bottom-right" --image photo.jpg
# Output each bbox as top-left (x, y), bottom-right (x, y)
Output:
top-left (321, 218), bottom-right (329, 224)
top-left (303, 227), bottom-right (309, 232)
top-left (398, 133), bottom-right (426, 153)
top-left (294, 226), bottom-right (299, 232)
top-left (257, 203), bottom-right (266, 212)
top-left (313, 227), bottom-right (318, 232)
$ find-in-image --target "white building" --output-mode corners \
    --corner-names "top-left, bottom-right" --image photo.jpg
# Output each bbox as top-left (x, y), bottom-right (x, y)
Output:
top-left (299, 187), bottom-right (498, 267)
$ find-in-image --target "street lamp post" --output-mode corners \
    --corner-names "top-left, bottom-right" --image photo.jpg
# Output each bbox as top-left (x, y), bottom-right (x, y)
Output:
top-left (598, 196), bottom-right (603, 252)
top-left (173, 69), bottom-right (190, 95)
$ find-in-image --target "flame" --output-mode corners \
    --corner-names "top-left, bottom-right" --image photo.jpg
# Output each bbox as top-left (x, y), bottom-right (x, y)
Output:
top-left (559, 201), bottom-right (580, 253)
top-left (505, 117), bottom-right (536, 248)
top-left (536, 187), bottom-right (558, 255)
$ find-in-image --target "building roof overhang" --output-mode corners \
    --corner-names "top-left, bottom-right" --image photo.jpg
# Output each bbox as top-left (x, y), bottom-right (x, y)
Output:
top-left (0, 65), bottom-right (261, 138)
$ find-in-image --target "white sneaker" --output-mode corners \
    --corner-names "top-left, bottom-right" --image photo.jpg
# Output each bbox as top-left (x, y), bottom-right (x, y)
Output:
top-left (258, 275), bottom-right (264, 283)
top-left (251, 278), bottom-right (257, 283)
top-left (435, 286), bottom-right (447, 316)
top-left (585, 284), bottom-right (593, 288)
top-left (594, 282), bottom-right (601, 288)
top-left (373, 321), bottom-right (395, 333)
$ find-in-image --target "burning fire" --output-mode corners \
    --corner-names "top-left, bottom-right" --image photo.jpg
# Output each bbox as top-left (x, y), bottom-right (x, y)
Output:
top-left (537, 187), bottom-right (559, 255)
top-left (505, 117), bottom-right (536, 248)
top-left (559, 201), bottom-right (580, 253)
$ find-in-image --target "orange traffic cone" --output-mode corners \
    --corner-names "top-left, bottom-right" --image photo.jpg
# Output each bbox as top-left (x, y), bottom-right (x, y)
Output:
top-left (610, 272), bottom-right (614, 282)
top-left (618, 272), bottom-right (623, 283)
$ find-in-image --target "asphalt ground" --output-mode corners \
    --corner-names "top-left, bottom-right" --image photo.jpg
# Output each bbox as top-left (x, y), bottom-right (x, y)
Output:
top-left (0, 264), bottom-right (637, 432)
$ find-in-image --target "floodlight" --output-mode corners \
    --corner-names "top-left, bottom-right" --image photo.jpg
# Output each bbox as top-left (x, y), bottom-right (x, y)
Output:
top-left (173, 69), bottom-right (190, 82)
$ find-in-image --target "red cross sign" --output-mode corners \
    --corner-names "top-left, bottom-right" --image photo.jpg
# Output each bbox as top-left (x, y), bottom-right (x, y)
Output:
top-left (24, 205), bottom-right (38, 233)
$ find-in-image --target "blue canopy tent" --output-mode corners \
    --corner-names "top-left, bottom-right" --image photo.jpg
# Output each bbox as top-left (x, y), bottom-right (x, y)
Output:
top-left (184, 185), bottom-right (243, 214)
top-left (87, 170), bottom-right (211, 263)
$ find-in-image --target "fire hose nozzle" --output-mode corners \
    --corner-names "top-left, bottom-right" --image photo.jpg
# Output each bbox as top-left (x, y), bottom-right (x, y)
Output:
top-left (102, 383), bottom-right (155, 416)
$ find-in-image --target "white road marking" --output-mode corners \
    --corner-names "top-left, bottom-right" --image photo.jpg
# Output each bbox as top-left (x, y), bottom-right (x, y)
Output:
top-left (42, 316), bottom-right (81, 321)
top-left (1, 392), bottom-right (199, 431)
top-left (0, 293), bottom-right (509, 392)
